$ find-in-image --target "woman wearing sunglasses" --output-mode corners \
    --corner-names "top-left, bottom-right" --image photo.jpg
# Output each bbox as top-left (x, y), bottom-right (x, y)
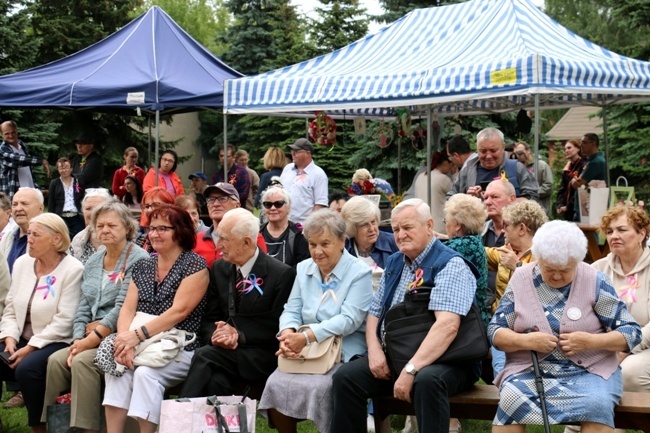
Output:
top-left (259, 186), bottom-right (310, 268)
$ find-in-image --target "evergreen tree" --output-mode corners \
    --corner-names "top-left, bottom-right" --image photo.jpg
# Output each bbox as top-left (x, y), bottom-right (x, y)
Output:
top-left (201, 0), bottom-right (313, 177)
top-left (21, 0), bottom-right (153, 188)
top-left (0, 0), bottom-right (56, 188)
top-left (378, 0), bottom-right (464, 23)
top-left (545, 0), bottom-right (650, 202)
top-left (309, 0), bottom-right (369, 55)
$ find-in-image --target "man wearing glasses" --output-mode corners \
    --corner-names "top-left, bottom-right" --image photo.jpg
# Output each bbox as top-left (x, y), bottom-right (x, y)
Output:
top-left (194, 182), bottom-right (267, 267)
top-left (280, 138), bottom-right (328, 223)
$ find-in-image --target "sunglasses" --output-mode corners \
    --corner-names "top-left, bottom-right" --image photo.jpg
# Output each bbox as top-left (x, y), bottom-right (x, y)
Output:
top-left (262, 201), bottom-right (286, 209)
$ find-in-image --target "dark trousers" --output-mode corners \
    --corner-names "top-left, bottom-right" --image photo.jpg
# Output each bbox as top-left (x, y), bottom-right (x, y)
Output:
top-left (331, 356), bottom-right (481, 433)
top-left (0, 339), bottom-right (68, 426)
top-left (61, 214), bottom-right (84, 239)
top-left (180, 345), bottom-right (246, 398)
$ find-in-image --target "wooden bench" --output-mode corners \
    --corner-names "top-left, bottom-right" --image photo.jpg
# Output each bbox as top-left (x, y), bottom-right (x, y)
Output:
top-left (373, 384), bottom-right (650, 433)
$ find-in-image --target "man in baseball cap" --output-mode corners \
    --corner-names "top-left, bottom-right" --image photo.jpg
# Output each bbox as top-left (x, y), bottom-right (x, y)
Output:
top-left (280, 138), bottom-right (328, 223)
top-left (194, 182), bottom-right (266, 267)
top-left (188, 172), bottom-right (208, 215)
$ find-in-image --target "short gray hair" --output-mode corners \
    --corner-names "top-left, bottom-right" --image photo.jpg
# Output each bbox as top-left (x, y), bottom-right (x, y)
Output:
top-left (82, 188), bottom-right (111, 207)
top-left (531, 220), bottom-right (587, 266)
top-left (17, 187), bottom-right (44, 204)
top-left (444, 194), bottom-right (487, 235)
top-left (90, 199), bottom-right (138, 241)
top-left (223, 208), bottom-right (259, 239)
top-left (341, 196), bottom-right (381, 238)
top-left (261, 186), bottom-right (291, 207)
top-left (392, 198), bottom-right (431, 224)
top-left (303, 208), bottom-right (346, 240)
top-left (477, 127), bottom-right (505, 145)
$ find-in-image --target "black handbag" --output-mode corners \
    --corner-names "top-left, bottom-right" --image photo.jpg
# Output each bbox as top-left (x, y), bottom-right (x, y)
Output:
top-left (382, 287), bottom-right (489, 375)
top-left (46, 404), bottom-right (72, 433)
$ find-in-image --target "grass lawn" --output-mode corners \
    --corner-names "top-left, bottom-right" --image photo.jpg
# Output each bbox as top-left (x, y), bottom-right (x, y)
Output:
top-left (0, 387), bottom-right (640, 433)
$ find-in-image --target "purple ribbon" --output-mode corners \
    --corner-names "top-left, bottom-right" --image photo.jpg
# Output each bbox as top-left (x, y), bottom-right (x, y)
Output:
top-left (35, 275), bottom-right (56, 299)
top-left (237, 274), bottom-right (264, 296)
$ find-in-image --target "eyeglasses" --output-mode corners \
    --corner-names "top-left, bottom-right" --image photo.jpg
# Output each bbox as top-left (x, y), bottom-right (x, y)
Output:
top-left (160, 158), bottom-right (175, 164)
top-left (290, 149), bottom-right (307, 154)
top-left (514, 151), bottom-right (526, 157)
top-left (142, 203), bottom-right (163, 211)
top-left (128, 155), bottom-right (138, 159)
top-left (206, 196), bottom-right (234, 205)
top-left (145, 225), bottom-right (175, 234)
top-left (262, 201), bottom-right (286, 209)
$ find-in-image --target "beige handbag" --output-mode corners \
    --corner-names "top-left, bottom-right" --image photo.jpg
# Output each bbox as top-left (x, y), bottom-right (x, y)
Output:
top-left (278, 325), bottom-right (342, 374)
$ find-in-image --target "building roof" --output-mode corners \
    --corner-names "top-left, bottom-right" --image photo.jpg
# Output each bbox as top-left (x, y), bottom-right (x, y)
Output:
top-left (545, 107), bottom-right (603, 141)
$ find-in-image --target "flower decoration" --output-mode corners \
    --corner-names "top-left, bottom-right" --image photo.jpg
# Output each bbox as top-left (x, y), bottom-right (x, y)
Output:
top-left (396, 108), bottom-right (412, 138)
top-left (308, 111), bottom-right (337, 146)
top-left (373, 120), bottom-right (394, 148)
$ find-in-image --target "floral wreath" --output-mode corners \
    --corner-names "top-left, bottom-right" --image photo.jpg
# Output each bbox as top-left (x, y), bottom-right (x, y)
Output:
top-left (308, 111), bottom-right (337, 146)
top-left (373, 120), bottom-right (394, 148)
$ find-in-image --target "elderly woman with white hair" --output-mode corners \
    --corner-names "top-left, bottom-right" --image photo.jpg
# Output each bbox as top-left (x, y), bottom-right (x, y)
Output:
top-left (259, 209), bottom-right (373, 433)
top-left (341, 196), bottom-right (397, 292)
top-left (70, 188), bottom-right (112, 264)
top-left (489, 221), bottom-right (642, 433)
top-left (0, 213), bottom-right (83, 433)
top-left (260, 186), bottom-right (310, 267)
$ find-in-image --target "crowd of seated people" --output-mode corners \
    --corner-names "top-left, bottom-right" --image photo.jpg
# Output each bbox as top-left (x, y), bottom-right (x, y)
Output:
top-left (0, 128), bottom-right (648, 433)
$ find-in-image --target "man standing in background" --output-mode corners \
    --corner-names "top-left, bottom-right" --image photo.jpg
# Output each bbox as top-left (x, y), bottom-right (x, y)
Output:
top-left (0, 121), bottom-right (50, 199)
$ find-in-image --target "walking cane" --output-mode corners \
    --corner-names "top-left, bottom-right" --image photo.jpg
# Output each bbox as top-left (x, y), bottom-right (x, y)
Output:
top-left (525, 326), bottom-right (552, 433)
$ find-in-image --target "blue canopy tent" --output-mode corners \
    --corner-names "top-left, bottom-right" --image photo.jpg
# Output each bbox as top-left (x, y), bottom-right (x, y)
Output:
top-left (224, 0), bottom-right (650, 187)
top-left (0, 5), bottom-right (243, 169)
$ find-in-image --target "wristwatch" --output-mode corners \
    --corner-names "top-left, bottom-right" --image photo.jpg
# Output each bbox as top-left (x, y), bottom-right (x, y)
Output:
top-left (404, 362), bottom-right (418, 376)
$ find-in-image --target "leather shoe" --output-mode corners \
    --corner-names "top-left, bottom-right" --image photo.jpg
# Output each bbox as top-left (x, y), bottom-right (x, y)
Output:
top-left (4, 391), bottom-right (25, 408)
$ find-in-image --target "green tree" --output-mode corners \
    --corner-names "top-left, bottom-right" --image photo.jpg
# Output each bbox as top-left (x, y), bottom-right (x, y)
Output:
top-left (378, 0), bottom-right (464, 23)
top-left (21, 0), bottom-right (154, 187)
top-left (0, 0), bottom-right (40, 75)
top-left (201, 0), bottom-right (313, 177)
top-left (308, 0), bottom-right (369, 55)
top-left (545, 0), bottom-right (650, 203)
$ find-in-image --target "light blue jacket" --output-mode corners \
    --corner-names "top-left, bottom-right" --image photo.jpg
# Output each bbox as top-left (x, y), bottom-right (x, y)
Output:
top-left (73, 243), bottom-right (149, 339)
top-left (279, 249), bottom-right (373, 362)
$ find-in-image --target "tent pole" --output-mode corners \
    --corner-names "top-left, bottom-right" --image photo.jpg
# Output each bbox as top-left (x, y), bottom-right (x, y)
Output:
top-left (426, 107), bottom-right (433, 209)
top-left (154, 110), bottom-right (160, 187)
top-left (148, 115), bottom-right (152, 169)
top-left (603, 103), bottom-right (610, 187)
top-left (223, 113), bottom-right (228, 181)
top-left (533, 94), bottom-right (540, 179)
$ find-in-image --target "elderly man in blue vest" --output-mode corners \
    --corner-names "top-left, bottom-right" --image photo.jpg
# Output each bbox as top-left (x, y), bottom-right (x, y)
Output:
top-left (447, 127), bottom-right (539, 201)
top-left (331, 198), bottom-right (481, 433)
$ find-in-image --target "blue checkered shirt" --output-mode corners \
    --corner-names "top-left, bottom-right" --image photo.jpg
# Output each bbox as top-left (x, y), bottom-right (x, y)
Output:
top-left (369, 237), bottom-right (477, 321)
top-left (0, 140), bottom-right (42, 198)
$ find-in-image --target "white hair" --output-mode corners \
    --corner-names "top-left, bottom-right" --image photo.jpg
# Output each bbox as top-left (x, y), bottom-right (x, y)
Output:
top-left (477, 127), bottom-right (505, 145)
top-left (223, 208), bottom-right (259, 239)
top-left (82, 188), bottom-right (111, 206)
top-left (17, 187), bottom-right (44, 204)
top-left (531, 220), bottom-right (587, 266)
top-left (261, 185), bottom-right (291, 207)
top-left (392, 198), bottom-right (431, 224)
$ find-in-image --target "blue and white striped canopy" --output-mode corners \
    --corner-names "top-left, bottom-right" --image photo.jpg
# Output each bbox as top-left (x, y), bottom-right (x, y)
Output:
top-left (224, 0), bottom-right (650, 117)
